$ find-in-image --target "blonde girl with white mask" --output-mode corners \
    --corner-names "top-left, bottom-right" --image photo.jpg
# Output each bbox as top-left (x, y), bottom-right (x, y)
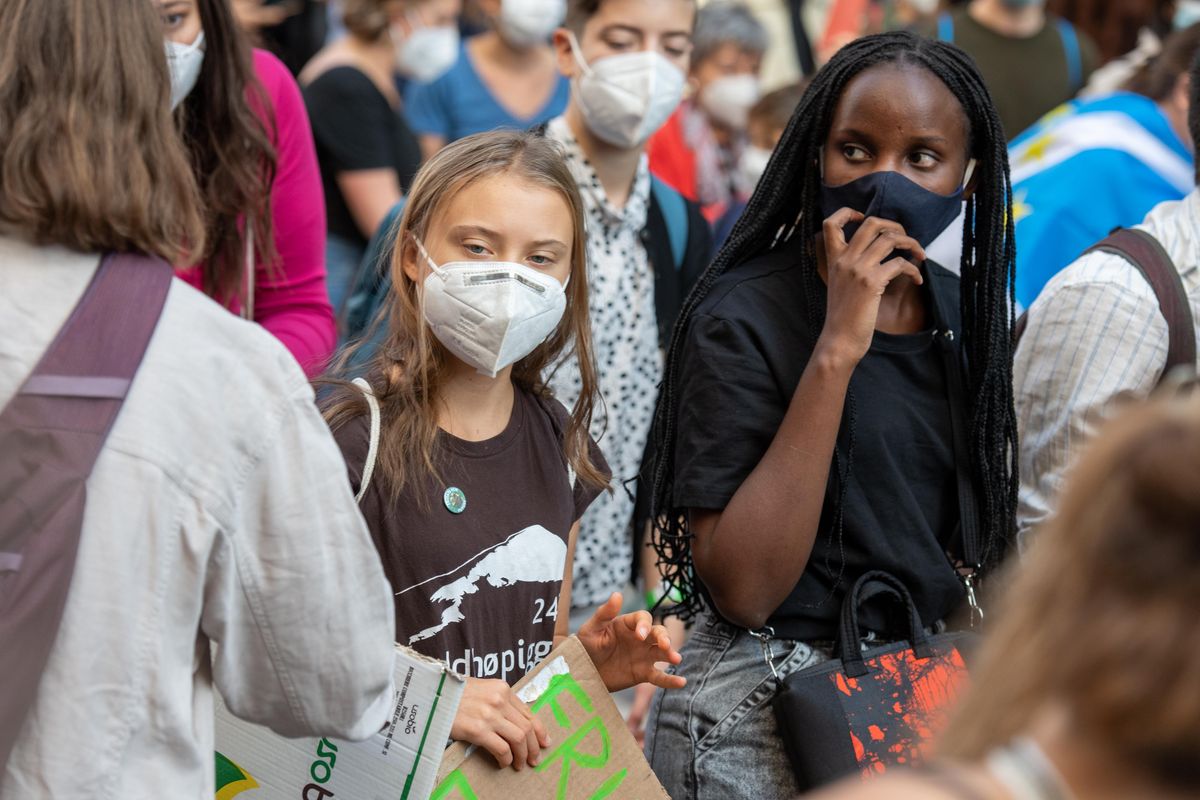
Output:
top-left (320, 130), bottom-right (686, 772)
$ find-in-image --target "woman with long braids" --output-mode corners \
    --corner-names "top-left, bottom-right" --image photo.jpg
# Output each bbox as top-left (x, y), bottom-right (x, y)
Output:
top-left (643, 31), bottom-right (1019, 799)
top-left (157, 0), bottom-right (336, 376)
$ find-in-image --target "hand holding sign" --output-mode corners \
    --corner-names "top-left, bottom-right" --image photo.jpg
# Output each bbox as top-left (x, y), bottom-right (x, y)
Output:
top-left (576, 593), bottom-right (687, 693)
top-left (451, 678), bottom-right (551, 771)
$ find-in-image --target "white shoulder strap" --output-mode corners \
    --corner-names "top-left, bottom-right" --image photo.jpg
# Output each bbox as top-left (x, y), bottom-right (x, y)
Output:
top-left (352, 377), bottom-right (381, 503)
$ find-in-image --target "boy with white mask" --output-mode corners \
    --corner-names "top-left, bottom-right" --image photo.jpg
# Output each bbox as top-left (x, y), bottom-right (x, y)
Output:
top-left (406, 0), bottom-right (571, 157)
top-left (647, 1), bottom-right (769, 222)
top-left (543, 0), bottom-right (710, 671)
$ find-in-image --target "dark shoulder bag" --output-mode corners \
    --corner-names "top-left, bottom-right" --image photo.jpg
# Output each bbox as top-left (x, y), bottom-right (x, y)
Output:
top-left (0, 254), bottom-right (172, 768)
top-left (1016, 228), bottom-right (1197, 382)
top-left (773, 571), bottom-right (977, 792)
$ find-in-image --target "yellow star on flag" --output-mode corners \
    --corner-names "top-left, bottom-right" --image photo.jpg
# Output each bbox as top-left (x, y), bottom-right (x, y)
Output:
top-left (1012, 190), bottom-right (1033, 224)
top-left (1019, 133), bottom-right (1055, 165)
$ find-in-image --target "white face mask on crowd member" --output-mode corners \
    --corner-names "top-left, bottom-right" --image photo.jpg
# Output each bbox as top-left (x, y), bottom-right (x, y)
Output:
top-left (566, 31), bottom-right (686, 149)
top-left (498, 0), bottom-right (566, 48)
top-left (1177, 0), bottom-right (1200, 29)
top-left (699, 73), bottom-right (760, 130)
top-left (392, 11), bottom-right (460, 82)
top-left (414, 237), bottom-right (567, 378)
top-left (165, 30), bottom-right (205, 109)
top-left (737, 144), bottom-right (772, 190)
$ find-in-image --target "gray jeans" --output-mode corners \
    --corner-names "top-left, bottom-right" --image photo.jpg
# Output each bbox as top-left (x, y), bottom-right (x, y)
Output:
top-left (644, 613), bottom-right (835, 800)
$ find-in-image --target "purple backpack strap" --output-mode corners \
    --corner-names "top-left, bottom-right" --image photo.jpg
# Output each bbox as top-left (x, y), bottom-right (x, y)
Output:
top-left (0, 253), bottom-right (173, 767)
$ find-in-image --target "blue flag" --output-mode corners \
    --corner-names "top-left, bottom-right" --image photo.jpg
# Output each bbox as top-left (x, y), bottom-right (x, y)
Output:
top-left (1010, 92), bottom-right (1193, 308)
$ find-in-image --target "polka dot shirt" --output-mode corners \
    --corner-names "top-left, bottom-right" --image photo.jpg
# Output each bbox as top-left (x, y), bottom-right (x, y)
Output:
top-left (545, 116), bottom-right (663, 611)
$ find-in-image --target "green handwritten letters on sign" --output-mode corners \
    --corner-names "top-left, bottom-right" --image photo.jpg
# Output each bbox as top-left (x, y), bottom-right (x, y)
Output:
top-left (431, 674), bottom-right (628, 800)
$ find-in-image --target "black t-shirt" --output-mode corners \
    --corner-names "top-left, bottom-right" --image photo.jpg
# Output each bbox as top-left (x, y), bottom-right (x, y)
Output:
top-left (304, 66), bottom-right (422, 249)
top-left (335, 386), bottom-right (608, 683)
top-left (672, 233), bottom-right (967, 641)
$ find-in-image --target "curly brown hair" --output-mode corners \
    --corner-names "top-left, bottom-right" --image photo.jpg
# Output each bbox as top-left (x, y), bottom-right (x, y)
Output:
top-left (943, 394), bottom-right (1200, 789)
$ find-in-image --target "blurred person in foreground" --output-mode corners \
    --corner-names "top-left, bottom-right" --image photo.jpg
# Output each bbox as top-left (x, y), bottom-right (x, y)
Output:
top-left (0, 0), bottom-right (397, 796)
top-left (811, 392), bottom-right (1200, 800)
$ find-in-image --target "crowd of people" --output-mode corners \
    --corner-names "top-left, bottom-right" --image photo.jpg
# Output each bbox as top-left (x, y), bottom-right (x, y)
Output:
top-left (2, 0), bottom-right (1199, 798)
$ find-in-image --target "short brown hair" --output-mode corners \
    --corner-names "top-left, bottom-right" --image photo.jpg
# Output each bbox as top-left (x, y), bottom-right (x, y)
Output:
top-left (748, 82), bottom-right (808, 134)
top-left (942, 395), bottom-right (1200, 788)
top-left (565, 0), bottom-right (696, 35)
top-left (343, 0), bottom-right (406, 42)
top-left (0, 0), bottom-right (203, 263)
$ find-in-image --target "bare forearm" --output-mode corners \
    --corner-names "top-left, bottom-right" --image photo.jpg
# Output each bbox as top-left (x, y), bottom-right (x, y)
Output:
top-left (695, 343), bottom-right (856, 627)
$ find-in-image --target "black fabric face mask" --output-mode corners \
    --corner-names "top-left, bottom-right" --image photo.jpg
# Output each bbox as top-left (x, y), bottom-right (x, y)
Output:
top-left (818, 168), bottom-right (969, 248)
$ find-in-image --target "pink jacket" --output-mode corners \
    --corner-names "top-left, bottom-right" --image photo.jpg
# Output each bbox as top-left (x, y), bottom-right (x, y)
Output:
top-left (176, 49), bottom-right (335, 377)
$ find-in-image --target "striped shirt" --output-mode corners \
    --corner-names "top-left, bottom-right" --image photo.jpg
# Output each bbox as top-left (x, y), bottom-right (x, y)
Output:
top-left (1014, 189), bottom-right (1200, 542)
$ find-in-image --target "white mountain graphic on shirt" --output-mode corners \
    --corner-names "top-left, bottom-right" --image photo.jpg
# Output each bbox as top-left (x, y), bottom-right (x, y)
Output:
top-left (396, 525), bottom-right (567, 645)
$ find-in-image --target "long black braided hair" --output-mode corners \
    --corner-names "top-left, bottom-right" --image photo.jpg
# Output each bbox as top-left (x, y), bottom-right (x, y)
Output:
top-left (650, 31), bottom-right (1019, 622)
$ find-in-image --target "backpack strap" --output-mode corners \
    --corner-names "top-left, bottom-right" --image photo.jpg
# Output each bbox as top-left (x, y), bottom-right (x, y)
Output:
top-left (0, 253), bottom-right (172, 767)
top-left (1054, 18), bottom-right (1083, 93)
top-left (1089, 228), bottom-right (1196, 376)
top-left (649, 175), bottom-right (687, 272)
top-left (1015, 228), bottom-right (1196, 382)
top-left (352, 378), bottom-right (381, 503)
top-left (937, 12), bottom-right (954, 43)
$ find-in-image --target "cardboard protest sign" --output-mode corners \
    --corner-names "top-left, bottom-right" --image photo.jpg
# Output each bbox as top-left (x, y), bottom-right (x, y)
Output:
top-left (214, 644), bottom-right (465, 800)
top-left (432, 637), bottom-right (669, 800)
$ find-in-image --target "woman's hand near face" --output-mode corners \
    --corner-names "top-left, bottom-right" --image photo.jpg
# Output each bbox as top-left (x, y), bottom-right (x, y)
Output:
top-left (450, 677), bottom-right (550, 771)
top-left (817, 208), bottom-right (925, 365)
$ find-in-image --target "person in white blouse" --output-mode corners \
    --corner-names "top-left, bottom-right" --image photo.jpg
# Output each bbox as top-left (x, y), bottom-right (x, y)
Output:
top-left (1014, 55), bottom-right (1200, 544)
top-left (0, 1), bottom-right (396, 796)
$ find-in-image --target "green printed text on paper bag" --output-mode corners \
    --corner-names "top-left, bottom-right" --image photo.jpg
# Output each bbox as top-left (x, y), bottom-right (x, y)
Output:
top-left (213, 644), bottom-right (465, 800)
top-left (432, 637), bottom-right (669, 800)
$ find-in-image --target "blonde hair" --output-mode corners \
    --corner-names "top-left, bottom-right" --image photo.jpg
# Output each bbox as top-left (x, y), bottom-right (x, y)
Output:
top-left (0, 0), bottom-right (204, 262)
top-left (942, 394), bottom-right (1200, 788)
top-left (323, 130), bottom-right (607, 500)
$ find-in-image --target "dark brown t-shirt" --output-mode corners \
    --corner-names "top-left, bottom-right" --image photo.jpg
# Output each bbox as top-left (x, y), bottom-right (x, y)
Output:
top-left (335, 387), bottom-right (607, 683)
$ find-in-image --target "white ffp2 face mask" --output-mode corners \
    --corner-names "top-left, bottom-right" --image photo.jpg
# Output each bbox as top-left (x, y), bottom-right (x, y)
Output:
top-left (165, 31), bottom-right (205, 110)
top-left (416, 238), bottom-right (568, 378)
top-left (393, 13), bottom-right (460, 82)
top-left (498, 0), bottom-right (566, 48)
top-left (567, 32), bottom-right (686, 149)
top-left (738, 144), bottom-right (773, 191)
top-left (699, 74), bottom-right (760, 130)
